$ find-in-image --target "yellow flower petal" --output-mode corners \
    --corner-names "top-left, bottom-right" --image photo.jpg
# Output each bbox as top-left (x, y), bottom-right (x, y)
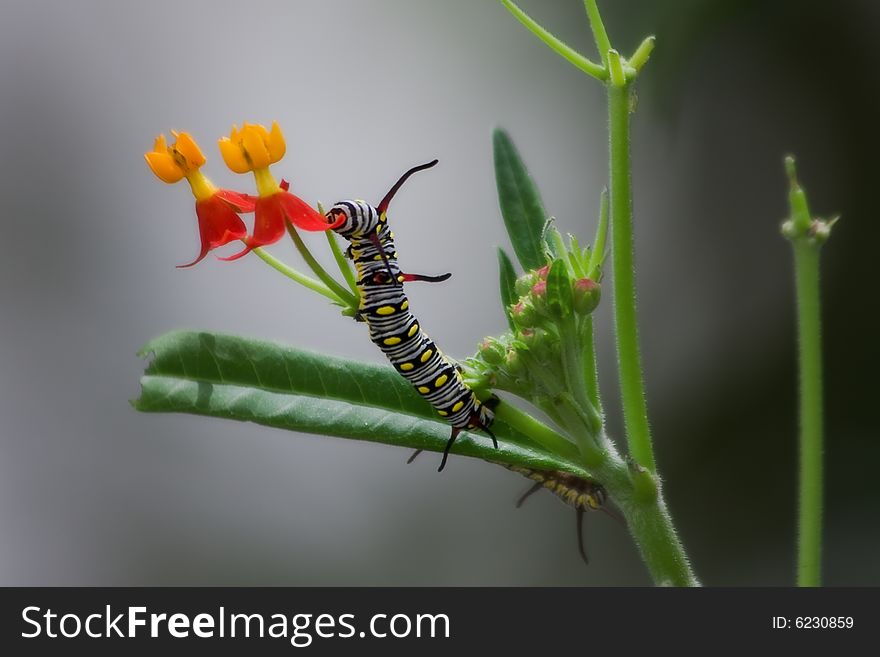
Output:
top-left (144, 151), bottom-right (185, 184)
top-left (241, 125), bottom-right (270, 169)
top-left (152, 133), bottom-right (167, 154)
top-left (245, 122), bottom-right (270, 142)
top-left (172, 131), bottom-right (206, 168)
top-left (218, 137), bottom-right (251, 173)
top-left (267, 121), bottom-right (286, 164)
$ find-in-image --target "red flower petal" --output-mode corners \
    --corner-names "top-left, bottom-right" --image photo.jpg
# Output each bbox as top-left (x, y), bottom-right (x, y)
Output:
top-left (277, 191), bottom-right (334, 231)
top-left (216, 243), bottom-right (253, 262)
top-left (178, 196), bottom-right (248, 268)
top-left (250, 195), bottom-right (288, 248)
top-left (215, 188), bottom-right (256, 213)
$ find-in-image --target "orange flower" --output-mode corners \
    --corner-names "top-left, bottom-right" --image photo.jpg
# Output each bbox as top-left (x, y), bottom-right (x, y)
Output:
top-left (145, 132), bottom-right (255, 267)
top-left (217, 122), bottom-right (339, 260)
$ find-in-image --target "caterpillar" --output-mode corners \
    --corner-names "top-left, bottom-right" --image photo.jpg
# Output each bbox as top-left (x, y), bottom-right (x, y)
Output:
top-left (503, 464), bottom-right (610, 564)
top-left (326, 160), bottom-right (497, 472)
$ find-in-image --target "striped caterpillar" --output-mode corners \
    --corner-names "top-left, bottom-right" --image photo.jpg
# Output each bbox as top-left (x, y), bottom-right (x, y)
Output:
top-left (326, 160), bottom-right (497, 472)
top-left (503, 464), bottom-right (610, 564)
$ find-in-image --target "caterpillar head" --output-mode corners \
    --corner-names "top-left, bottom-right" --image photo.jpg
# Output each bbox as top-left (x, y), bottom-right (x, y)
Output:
top-left (327, 159), bottom-right (439, 240)
top-left (327, 200), bottom-right (381, 239)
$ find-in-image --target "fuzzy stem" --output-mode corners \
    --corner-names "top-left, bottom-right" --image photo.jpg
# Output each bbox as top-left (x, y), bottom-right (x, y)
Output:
top-left (598, 455), bottom-right (698, 586)
top-left (607, 75), bottom-right (656, 473)
top-left (580, 317), bottom-right (602, 418)
top-left (498, 0), bottom-right (606, 80)
top-left (582, 0), bottom-right (612, 66)
top-left (793, 241), bottom-right (823, 586)
top-left (784, 158), bottom-right (826, 587)
top-left (492, 400), bottom-right (581, 465)
top-left (252, 247), bottom-right (341, 303)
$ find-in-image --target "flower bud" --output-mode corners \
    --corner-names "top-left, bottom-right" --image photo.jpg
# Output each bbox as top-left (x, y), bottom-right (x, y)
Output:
top-left (504, 348), bottom-right (523, 376)
top-left (573, 278), bottom-right (601, 315)
top-left (529, 279), bottom-right (548, 314)
top-left (514, 271), bottom-right (538, 298)
top-left (511, 299), bottom-right (538, 329)
top-left (478, 337), bottom-right (506, 366)
top-left (520, 328), bottom-right (551, 352)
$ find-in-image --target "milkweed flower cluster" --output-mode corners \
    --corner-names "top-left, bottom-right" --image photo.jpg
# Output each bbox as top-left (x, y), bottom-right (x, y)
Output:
top-left (144, 122), bottom-right (339, 267)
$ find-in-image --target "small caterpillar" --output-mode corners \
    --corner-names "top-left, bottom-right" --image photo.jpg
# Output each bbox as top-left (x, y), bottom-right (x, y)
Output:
top-left (326, 161), bottom-right (496, 472)
top-left (504, 464), bottom-right (610, 564)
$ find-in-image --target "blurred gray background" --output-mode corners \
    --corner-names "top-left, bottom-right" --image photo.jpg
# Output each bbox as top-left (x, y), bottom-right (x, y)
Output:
top-left (0, 0), bottom-right (877, 585)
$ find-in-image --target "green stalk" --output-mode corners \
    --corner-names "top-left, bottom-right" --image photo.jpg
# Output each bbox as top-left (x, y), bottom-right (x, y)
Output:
top-left (580, 317), bottom-right (602, 417)
top-left (285, 223), bottom-right (358, 307)
top-left (597, 456), bottom-right (697, 586)
top-left (783, 157), bottom-right (827, 587)
top-left (607, 55), bottom-right (656, 473)
top-left (325, 231), bottom-right (359, 297)
top-left (317, 201), bottom-right (360, 298)
top-left (492, 400), bottom-right (581, 465)
top-left (498, 0), bottom-right (606, 80)
top-left (559, 315), bottom-right (597, 432)
top-left (252, 247), bottom-right (341, 303)
top-left (582, 0), bottom-right (612, 66)
top-left (793, 241), bottom-right (823, 586)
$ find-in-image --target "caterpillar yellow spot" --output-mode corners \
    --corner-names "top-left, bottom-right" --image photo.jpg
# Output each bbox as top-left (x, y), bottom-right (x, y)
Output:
top-left (376, 306), bottom-right (396, 316)
top-left (400, 362), bottom-right (414, 371)
top-left (417, 386), bottom-right (430, 394)
top-left (437, 410), bottom-right (449, 417)
top-left (408, 324), bottom-right (419, 337)
top-left (434, 374), bottom-right (448, 388)
top-left (383, 336), bottom-right (401, 346)
top-left (400, 299), bottom-right (409, 310)
top-left (420, 349), bottom-right (433, 363)
top-left (451, 401), bottom-right (464, 413)
top-left (397, 275), bottom-right (405, 283)
top-left (373, 255), bottom-right (382, 261)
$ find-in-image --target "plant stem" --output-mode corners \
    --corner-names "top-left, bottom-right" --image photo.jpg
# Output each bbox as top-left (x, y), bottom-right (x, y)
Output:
top-left (285, 223), bottom-right (358, 307)
top-left (599, 458), bottom-right (698, 586)
top-left (607, 76), bottom-right (656, 473)
top-left (252, 247), bottom-right (341, 303)
top-left (498, 0), bottom-right (606, 80)
top-left (793, 241), bottom-right (823, 586)
top-left (580, 317), bottom-right (602, 417)
top-left (783, 156), bottom-right (828, 587)
top-left (492, 400), bottom-right (581, 465)
top-left (582, 0), bottom-right (612, 66)
top-left (317, 200), bottom-right (361, 298)
top-left (326, 230), bottom-right (359, 297)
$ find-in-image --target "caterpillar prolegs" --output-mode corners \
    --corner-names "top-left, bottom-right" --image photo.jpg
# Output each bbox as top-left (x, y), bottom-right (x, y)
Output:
top-left (504, 464), bottom-right (612, 564)
top-left (326, 161), bottom-right (497, 472)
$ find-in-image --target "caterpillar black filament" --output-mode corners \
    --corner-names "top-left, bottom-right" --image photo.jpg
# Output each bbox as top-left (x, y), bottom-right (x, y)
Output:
top-left (327, 161), bottom-right (496, 472)
top-left (505, 464), bottom-right (610, 564)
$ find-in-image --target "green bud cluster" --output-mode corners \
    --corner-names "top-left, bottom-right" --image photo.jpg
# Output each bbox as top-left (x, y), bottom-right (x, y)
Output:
top-left (467, 246), bottom-right (603, 403)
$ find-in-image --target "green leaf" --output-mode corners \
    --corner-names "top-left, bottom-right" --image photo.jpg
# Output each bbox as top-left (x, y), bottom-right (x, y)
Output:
top-left (493, 128), bottom-right (550, 271)
top-left (546, 259), bottom-right (573, 319)
top-left (135, 330), bottom-right (589, 476)
top-left (496, 247), bottom-right (518, 331)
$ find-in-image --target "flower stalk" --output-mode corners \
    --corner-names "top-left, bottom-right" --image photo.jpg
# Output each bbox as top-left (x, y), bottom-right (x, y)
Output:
top-left (497, 0), bottom-right (694, 585)
top-left (782, 156), bottom-right (833, 587)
